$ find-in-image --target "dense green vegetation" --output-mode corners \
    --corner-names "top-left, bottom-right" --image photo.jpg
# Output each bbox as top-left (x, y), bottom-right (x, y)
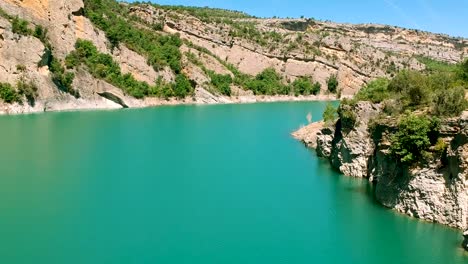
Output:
top-left (291, 77), bottom-right (321, 96)
top-left (245, 68), bottom-right (289, 95)
top-left (323, 103), bottom-right (338, 125)
top-left (12, 16), bottom-right (32, 36)
top-left (0, 83), bottom-right (21, 104)
top-left (416, 56), bottom-right (458, 74)
top-left (337, 99), bottom-right (357, 132)
top-left (354, 62), bottom-right (468, 118)
top-left (66, 40), bottom-right (193, 99)
top-left (327, 74), bottom-right (339, 93)
top-left (389, 114), bottom-right (440, 164)
top-left (331, 58), bottom-right (468, 166)
top-left (355, 78), bottom-right (390, 103)
top-left (208, 72), bottom-right (232, 96)
top-left (84, 0), bottom-right (183, 73)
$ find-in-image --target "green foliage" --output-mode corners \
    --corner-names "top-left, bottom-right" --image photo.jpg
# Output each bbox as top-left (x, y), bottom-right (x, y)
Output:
top-left (0, 7), bottom-right (11, 20)
top-left (390, 114), bottom-right (440, 164)
top-left (433, 86), bottom-right (467, 117)
top-left (458, 59), bottom-right (468, 82)
top-left (323, 103), bottom-right (337, 125)
top-left (17, 79), bottom-right (38, 106)
top-left (355, 78), bottom-right (390, 103)
top-left (66, 39), bottom-right (193, 99)
top-left (84, 0), bottom-right (183, 73)
top-left (416, 56), bottom-right (458, 74)
top-left (208, 72), bottom-right (232, 96)
top-left (49, 57), bottom-right (78, 98)
top-left (434, 138), bottom-right (447, 156)
top-left (338, 99), bottom-right (357, 132)
top-left (246, 68), bottom-right (289, 95)
top-left (327, 74), bottom-right (339, 93)
top-left (388, 70), bottom-right (431, 108)
top-left (33, 25), bottom-right (48, 44)
top-left (0, 83), bottom-right (21, 104)
top-left (173, 74), bottom-right (194, 98)
top-left (12, 16), bottom-right (32, 36)
top-left (292, 76), bottom-right (321, 96)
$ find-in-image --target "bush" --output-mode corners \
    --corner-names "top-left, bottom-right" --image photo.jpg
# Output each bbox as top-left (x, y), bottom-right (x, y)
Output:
top-left (209, 72), bottom-right (232, 96)
top-left (388, 71), bottom-right (431, 108)
top-left (49, 57), bottom-right (78, 98)
top-left (17, 79), bottom-right (38, 106)
top-left (292, 76), bottom-right (321, 96)
top-left (173, 74), bottom-right (194, 98)
top-left (84, 0), bottom-right (183, 73)
top-left (0, 83), bottom-right (21, 104)
top-left (433, 86), bottom-right (467, 117)
top-left (246, 68), bottom-right (289, 95)
top-left (355, 78), bottom-right (390, 103)
top-left (12, 16), bottom-right (32, 36)
top-left (458, 59), bottom-right (468, 82)
top-left (338, 100), bottom-right (357, 132)
top-left (390, 114), bottom-right (440, 164)
top-left (327, 74), bottom-right (339, 93)
top-left (33, 25), bottom-right (48, 44)
top-left (323, 102), bottom-right (337, 125)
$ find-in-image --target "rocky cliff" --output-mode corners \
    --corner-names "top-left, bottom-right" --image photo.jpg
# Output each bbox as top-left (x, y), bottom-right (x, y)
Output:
top-left (294, 103), bottom-right (468, 245)
top-left (0, 0), bottom-right (466, 114)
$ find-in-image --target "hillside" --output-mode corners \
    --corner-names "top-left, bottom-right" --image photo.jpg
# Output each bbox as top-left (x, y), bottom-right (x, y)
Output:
top-left (0, 0), bottom-right (466, 114)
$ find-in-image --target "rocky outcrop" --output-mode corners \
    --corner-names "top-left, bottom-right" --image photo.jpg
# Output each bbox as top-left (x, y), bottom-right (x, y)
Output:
top-left (292, 121), bottom-right (325, 149)
top-left (294, 104), bottom-right (468, 245)
top-left (327, 102), bottom-right (381, 177)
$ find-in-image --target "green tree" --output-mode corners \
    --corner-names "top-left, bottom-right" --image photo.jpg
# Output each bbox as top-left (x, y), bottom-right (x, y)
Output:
top-left (327, 74), bottom-right (338, 93)
top-left (338, 100), bottom-right (357, 132)
top-left (0, 83), bottom-right (21, 104)
top-left (433, 86), bottom-right (467, 117)
top-left (390, 114), bottom-right (440, 164)
top-left (209, 72), bottom-right (232, 96)
top-left (323, 102), bottom-right (337, 125)
top-left (173, 74), bottom-right (193, 98)
top-left (355, 78), bottom-right (390, 103)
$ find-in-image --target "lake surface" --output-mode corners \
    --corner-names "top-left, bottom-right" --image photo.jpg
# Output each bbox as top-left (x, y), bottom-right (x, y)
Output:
top-left (0, 102), bottom-right (466, 264)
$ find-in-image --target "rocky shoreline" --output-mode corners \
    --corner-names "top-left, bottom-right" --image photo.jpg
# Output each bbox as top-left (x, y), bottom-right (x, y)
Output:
top-left (0, 93), bottom-right (336, 115)
top-left (293, 102), bottom-right (468, 250)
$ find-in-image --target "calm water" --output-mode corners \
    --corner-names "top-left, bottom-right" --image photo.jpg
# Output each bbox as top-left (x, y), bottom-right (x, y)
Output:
top-left (0, 102), bottom-right (466, 264)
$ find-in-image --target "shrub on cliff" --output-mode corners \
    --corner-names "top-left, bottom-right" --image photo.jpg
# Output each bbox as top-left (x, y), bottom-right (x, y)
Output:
top-left (12, 17), bottom-right (32, 36)
top-left (355, 78), bottom-right (390, 103)
top-left (173, 74), bottom-right (194, 98)
top-left (433, 86), bottom-right (467, 117)
top-left (246, 68), bottom-right (289, 95)
top-left (208, 72), bottom-right (232, 96)
top-left (323, 103), bottom-right (337, 126)
top-left (0, 83), bottom-right (21, 104)
top-left (292, 77), bottom-right (321, 96)
top-left (390, 114), bottom-right (440, 164)
top-left (338, 99), bottom-right (358, 132)
top-left (388, 71), bottom-right (431, 109)
top-left (84, 0), bottom-right (183, 73)
top-left (327, 74), bottom-right (339, 93)
top-left (17, 79), bottom-right (38, 106)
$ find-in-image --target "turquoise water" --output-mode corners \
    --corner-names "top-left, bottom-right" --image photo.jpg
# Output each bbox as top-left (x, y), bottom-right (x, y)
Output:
top-left (0, 102), bottom-right (466, 264)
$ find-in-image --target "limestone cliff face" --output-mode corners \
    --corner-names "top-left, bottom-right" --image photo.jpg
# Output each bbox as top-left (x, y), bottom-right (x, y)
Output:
top-left (295, 106), bottom-right (468, 231)
top-left (370, 115), bottom-right (468, 230)
top-left (130, 4), bottom-right (466, 96)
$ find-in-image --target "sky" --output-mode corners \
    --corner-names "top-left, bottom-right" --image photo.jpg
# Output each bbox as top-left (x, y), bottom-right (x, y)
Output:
top-left (130, 0), bottom-right (468, 38)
